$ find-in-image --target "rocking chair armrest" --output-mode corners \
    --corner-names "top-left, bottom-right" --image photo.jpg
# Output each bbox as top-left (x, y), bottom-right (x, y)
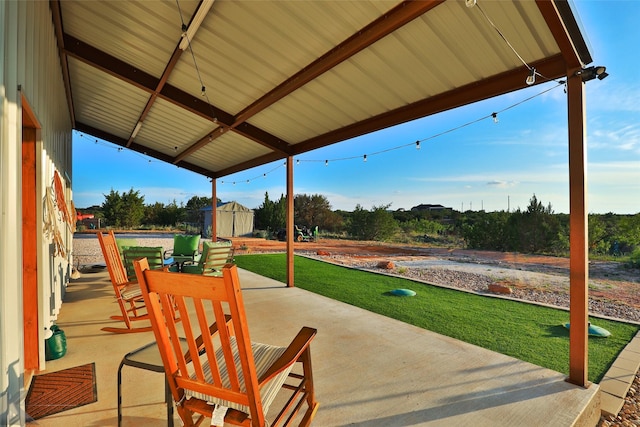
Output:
top-left (184, 315), bottom-right (233, 363)
top-left (258, 326), bottom-right (317, 384)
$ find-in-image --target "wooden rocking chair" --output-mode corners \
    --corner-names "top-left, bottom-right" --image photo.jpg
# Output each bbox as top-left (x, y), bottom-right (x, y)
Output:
top-left (97, 231), bottom-right (152, 334)
top-left (133, 258), bottom-right (319, 427)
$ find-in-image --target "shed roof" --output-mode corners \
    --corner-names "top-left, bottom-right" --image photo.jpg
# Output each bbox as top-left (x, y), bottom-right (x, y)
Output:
top-left (51, 0), bottom-right (592, 179)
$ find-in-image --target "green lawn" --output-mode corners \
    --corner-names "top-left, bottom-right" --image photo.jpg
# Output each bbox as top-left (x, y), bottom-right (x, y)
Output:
top-left (235, 253), bottom-right (639, 383)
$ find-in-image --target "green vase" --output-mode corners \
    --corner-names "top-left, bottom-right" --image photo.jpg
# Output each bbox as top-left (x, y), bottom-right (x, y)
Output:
top-left (45, 325), bottom-right (67, 361)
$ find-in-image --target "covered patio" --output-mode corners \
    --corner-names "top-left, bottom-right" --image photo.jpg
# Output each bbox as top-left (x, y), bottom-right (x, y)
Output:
top-left (50, 0), bottom-right (600, 387)
top-left (30, 266), bottom-right (599, 426)
top-left (2, 0), bottom-right (609, 424)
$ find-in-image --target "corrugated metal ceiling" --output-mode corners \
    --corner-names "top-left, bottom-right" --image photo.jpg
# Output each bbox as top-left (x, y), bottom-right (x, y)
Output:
top-left (52, 0), bottom-right (591, 179)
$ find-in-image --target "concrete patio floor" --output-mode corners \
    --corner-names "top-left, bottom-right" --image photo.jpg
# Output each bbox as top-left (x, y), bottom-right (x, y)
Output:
top-left (26, 266), bottom-right (600, 426)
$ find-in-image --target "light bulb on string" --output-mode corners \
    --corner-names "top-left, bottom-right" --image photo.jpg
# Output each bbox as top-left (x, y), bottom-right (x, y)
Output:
top-left (201, 85), bottom-right (206, 96)
top-left (363, 154), bottom-right (367, 163)
top-left (492, 112), bottom-right (498, 123)
top-left (526, 68), bottom-right (536, 86)
top-left (416, 141), bottom-right (420, 150)
top-left (296, 159), bottom-right (300, 165)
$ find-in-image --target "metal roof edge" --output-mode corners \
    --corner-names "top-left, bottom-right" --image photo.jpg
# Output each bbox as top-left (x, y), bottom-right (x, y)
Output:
top-left (555, 0), bottom-right (593, 65)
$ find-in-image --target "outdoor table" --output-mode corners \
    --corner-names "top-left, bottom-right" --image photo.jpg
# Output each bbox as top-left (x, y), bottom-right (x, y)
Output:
top-left (118, 341), bottom-right (176, 427)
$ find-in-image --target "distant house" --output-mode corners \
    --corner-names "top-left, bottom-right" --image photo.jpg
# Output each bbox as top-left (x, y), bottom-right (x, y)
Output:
top-left (411, 204), bottom-right (452, 212)
top-left (201, 201), bottom-right (254, 238)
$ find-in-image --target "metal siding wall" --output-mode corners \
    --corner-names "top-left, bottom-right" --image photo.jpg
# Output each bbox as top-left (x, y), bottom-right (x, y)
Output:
top-left (22, 1), bottom-right (74, 369)
top-left (0, 1), bottom-right (26, 425)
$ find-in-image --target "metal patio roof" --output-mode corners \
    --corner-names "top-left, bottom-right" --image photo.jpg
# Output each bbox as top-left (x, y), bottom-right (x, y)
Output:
top-left (50, 0), bottom-right (592, 179)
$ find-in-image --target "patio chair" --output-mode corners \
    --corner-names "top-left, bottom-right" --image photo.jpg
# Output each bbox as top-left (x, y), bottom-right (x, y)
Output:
top-left (180, 240), bottom-right (234, 276)
top-left (133, 258), bottom-right (319, 427)
top-left (115, 236), bottom-right (138, 264)
top-left (96, 231), bottom-right (152, 334)
top-left (122, 246), bottom-right (165, 280)
top-left (164, 234), bottom-right (201, 271)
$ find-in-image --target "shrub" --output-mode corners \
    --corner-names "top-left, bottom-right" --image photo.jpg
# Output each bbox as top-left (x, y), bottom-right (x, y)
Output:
top-left (627, 247), bottom-right (640, 269)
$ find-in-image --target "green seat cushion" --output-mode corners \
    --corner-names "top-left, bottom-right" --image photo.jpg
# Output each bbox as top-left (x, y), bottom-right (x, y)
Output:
top-left (173, 234), bottom-right (200, 256)
top-left (116, 238), bottom-right (138, 255)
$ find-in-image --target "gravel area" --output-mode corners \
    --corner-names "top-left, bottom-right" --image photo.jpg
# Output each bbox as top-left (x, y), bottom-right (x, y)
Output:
top-left (72, 235), bottom-right (175, 268)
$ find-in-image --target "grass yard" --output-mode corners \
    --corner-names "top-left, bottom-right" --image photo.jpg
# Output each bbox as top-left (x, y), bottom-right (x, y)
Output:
top-left (235, 253), bottom-right (639, 383)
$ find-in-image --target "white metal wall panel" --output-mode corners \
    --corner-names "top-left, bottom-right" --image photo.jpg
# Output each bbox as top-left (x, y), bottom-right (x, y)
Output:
top-left (10, 0), bottom-right (73, 377)
top-left (69, 58), bottom-right (149, 140)
top-left (1, 1), bottom-right (24, 424)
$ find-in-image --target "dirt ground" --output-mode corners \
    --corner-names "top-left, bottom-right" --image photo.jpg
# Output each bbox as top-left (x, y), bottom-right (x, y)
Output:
top-left (231, 237), bottom-right (640, 307)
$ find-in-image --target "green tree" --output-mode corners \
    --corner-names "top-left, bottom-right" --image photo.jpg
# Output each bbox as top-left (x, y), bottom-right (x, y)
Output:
top-left (185, 195), bottom-right (216, 225)
top-left (120, 188), bottom-right (146, 228)
top-left (348, 204), bottom-right (398, 241)
top-left (295, 194), bottom-right (333, 230)
top-left (254, 192), bottom-right (286, 233)
top-left (102, 189), bottom-right (124, 227)
top-left (462, 210), bottom-right (510, 251)
top-left (507, 194), bottom-right (560, 253)
top-left (144, 202), bottom-right (166, 225)
top-left (102, 188), bottom-right (145, 228)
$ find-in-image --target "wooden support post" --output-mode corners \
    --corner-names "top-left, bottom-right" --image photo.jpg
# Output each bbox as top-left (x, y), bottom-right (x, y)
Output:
top-left (567, 69), bottom-right (589, 387)
top-left (211, 179), bottom-right (217, 242)
top-left (286, 156), bottom-right (294, 287)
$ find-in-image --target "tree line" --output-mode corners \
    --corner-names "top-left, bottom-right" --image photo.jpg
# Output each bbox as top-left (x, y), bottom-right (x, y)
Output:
top-left (84, 189), bottom-right (217, 229)
top-left (80, 189), bottom-right (640, 265)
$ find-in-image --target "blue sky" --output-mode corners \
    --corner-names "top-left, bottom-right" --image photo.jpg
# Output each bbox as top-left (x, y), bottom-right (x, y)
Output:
top-left (73, 1), bottom-right (639, 215)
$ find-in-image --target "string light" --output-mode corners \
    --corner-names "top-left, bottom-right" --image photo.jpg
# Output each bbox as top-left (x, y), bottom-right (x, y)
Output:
top-left (296, 81), bottom-right (563, 165)
top-left (526, 68), bottom-right (536, 86)
top-left (78, 68), bottom-right (565, 187)
top-left (473, 2), bottom-right (563, 85)
top-left (176, 0), bottom-right (217, 122)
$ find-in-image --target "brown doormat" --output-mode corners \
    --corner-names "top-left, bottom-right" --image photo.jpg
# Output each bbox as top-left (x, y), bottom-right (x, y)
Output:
top-left (26, 363), bottom-right (97, 420)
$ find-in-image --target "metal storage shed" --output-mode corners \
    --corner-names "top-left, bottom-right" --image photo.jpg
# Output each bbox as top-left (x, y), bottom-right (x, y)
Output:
top-left (203, 201), bottom-right (254, 238)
